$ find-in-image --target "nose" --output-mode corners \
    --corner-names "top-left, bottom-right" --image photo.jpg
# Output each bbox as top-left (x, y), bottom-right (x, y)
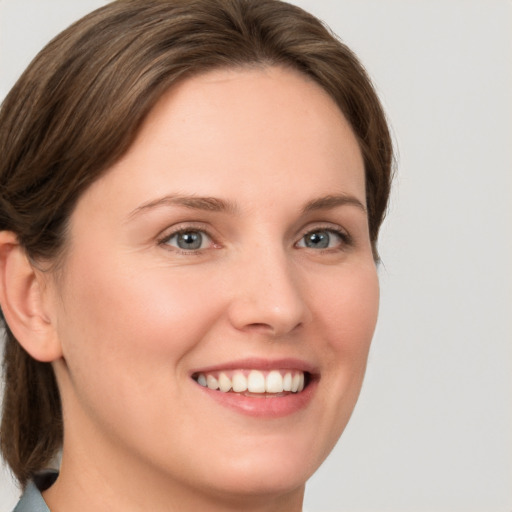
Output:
top-left (227, 246), bottom-right (310, 337)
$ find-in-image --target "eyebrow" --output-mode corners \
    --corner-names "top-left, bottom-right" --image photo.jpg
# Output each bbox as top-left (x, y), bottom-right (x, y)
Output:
top-left (127, 192), bottom-right (366, 220)
top-left (127, 194), bottom-right (239, 220)
top-left (301, 194), bottom-right (367, 214)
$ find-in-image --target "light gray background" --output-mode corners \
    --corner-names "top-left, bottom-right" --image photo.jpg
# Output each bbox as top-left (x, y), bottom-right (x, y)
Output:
top-left (1, 1), bottom-right (511, 511)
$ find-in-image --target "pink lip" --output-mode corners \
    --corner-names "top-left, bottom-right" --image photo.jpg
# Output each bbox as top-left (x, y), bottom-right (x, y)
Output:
top-left (190, 357), bottom-right (319, 418)
top-left (190, 357), bottom-right (319, 375)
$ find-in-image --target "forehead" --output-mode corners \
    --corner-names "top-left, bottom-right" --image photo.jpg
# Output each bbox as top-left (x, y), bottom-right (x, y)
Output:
top-left (75, 66), bottom-right (365, 218)
top-left (143, 66), bottom-right (361, 162)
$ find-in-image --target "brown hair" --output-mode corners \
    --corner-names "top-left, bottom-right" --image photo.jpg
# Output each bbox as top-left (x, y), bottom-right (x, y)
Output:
top-left (0, 0), bottom-right (393, 486)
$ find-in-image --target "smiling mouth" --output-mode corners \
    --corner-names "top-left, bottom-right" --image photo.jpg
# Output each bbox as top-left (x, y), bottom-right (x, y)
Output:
top-left (192, 369), bottom-right (310, 396)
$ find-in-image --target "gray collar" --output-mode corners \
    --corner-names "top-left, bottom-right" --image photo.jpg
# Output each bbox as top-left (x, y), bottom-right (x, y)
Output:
top-left (12, 471), bottom-right (57, 512)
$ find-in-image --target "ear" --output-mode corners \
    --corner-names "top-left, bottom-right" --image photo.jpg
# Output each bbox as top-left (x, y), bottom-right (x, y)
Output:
top-left (0, 231), bottom-right (63, 362)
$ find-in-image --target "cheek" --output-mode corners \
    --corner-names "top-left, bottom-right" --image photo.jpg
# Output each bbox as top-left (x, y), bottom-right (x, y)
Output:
top-left (312, 261), bottom-right (379, 414)
top-left (64, 257), bottom-right (212, 342)
top-left (53, 255), bottom-right (230, 451)
top-left (55, 253), bottom-right (227, 399)
top-left (314, 261), bottom-right (379, 357)
top-left (279, 261), bottom-right (379, 470)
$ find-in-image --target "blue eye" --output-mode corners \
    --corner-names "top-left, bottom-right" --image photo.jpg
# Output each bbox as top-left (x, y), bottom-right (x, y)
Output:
top-left (164, 230), bottom-right (211, 251)
top-left (297, 229), bottom-right (345, 249)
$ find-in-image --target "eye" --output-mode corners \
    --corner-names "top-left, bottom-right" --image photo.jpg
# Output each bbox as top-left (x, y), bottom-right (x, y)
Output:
top-left (162, 230), bottom-right (212, 251)
top-left (296, 229), bottom-right (347, 250)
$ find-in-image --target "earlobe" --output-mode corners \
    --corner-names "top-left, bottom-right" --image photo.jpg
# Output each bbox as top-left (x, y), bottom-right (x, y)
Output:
top-left (0, 231), bottom-right (62, 362)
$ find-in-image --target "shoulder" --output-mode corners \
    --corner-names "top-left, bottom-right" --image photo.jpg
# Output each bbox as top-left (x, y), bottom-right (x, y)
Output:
top-left (12, 471), bottom-right (57, 512)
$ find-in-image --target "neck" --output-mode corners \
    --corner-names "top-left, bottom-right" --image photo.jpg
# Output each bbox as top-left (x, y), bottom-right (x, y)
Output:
top-left (43, 439), bottom-right (305, 512)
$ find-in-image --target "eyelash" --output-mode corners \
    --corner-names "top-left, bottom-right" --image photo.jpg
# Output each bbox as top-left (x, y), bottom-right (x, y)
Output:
top-left (158, 224), bottom-right (352, 254)
top-left (296, 225), bottom-right (352, 251)
top-left (158, 226), bottom-right (216, 255)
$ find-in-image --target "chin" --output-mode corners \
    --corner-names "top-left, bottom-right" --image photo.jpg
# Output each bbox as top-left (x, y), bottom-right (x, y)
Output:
top-left (193, 437), bottom-right (328, 500)
top-left (203, 463), bottom-right (310, 501)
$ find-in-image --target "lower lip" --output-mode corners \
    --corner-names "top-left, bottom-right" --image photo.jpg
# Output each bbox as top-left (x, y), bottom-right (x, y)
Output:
top-left (194, 379), bottom-right (318, 418)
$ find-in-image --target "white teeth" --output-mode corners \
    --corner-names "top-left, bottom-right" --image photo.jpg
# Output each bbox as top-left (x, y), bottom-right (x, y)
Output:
top-left (232, 372), bottom-right (248, 392)
top-left (291, 373), bottom-right (300, 392)
top-left (265, 370), bottom-right (283, 393)
top-left (298, 373), bottom-right (305, 392)
top-left (206, 374), bottom-right (218, 390)
top-left (218, 372), bottom-right (232, 393)
top-left (247, 370), bottom-right (266, 393)
top-left (196, 370), bottom-right (307, 394)
top-left (283, 372), bottom-right (292, 391)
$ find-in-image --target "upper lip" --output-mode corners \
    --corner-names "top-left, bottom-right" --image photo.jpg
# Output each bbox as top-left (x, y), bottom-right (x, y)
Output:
top-left (189, 357), bottom-right (319, 376)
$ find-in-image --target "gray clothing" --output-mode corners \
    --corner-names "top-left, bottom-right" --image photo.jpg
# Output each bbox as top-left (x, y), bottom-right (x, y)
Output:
top-left (12, 472), bottom-right (56, 512)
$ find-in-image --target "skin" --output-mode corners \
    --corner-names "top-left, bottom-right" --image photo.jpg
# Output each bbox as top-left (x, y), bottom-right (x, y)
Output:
top-left (14, 67), bottom-right (379, 511)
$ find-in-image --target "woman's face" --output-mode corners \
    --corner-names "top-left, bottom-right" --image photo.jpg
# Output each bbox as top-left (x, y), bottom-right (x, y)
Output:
top-left (48, 67), bottom-right (379, 503)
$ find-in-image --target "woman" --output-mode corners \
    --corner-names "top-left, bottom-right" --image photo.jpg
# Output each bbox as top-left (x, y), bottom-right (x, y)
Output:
top-left (0, 1), bottom-right (393, 511)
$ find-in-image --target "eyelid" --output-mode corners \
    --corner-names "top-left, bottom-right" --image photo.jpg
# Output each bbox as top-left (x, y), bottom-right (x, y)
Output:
top-left (157, 223), bottom-right (218, 252)
top-left (295, 224), bottom-right (352, 249)
top-left (156, 221), bottom-right (352, 254)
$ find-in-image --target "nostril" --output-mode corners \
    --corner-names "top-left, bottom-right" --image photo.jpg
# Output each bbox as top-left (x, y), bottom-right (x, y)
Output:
top-left (246, 322), bottom-right (277, 333)
top-left (243, 320), bottom-right (304, 335)
top-left (248, 323), bottom-right (271, 329)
